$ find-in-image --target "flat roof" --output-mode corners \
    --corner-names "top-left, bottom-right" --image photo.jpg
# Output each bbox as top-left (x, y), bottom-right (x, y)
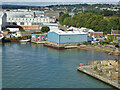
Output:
top-left (50, 30), bottom-right (87, 35)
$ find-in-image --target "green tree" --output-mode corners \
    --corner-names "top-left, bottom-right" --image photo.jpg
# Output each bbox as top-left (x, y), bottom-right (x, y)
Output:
top-left (41, 26), bottom-right (50, 33)
top-left (5, 29), bottom-right (10, 32)
top-left (59, 14), bottom-right (70, 24)
top-left (20, 29), bottom-right (25, 32)
top-left (59, 12), bottom-right (119, 34)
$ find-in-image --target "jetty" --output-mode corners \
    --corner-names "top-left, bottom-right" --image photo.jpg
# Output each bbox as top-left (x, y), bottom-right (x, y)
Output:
top-left (77, 60), bottom-right (120, 89)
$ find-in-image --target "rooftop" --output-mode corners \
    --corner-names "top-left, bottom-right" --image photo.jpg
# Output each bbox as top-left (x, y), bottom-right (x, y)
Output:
top-left (51, 30), bottom-right (87, 35)
top-left (111, 30), bottom-right (120, 34)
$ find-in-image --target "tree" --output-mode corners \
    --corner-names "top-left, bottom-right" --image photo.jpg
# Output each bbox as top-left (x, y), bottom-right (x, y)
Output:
top-left (59, 14), bottom-right (70, 24)
top-left (41, 26), bottom-right (50, 33)
top-left (59, 12), bottom-right (119, 34)
top-left (20, 29), bottom-right (25, 32)
top-left (5, 29), bottom-right (10, 32)
top-left (63, 17), bottom-right (72, 26)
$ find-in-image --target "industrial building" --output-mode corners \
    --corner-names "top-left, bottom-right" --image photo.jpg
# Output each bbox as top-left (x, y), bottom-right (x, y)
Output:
top-left (5, 11), bottom-right (59, 31)
top-left (6, 11), bottom-right (50, 26)
top-left (47, 30), bottom-right (88, 46)
top-left (67, 27), bottom-right (104, 41)
top-left (111, 30), bottom-right (120, 35)
top-left (5, 11), bottom-right (49, 31)
top-left (44, 11), bottom-right (63, 19)
top-left (0, 12), bottom-right (7, 31)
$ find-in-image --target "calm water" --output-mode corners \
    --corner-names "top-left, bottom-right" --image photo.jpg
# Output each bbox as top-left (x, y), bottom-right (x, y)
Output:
top-left (1, 43), bottom-right (118, 88)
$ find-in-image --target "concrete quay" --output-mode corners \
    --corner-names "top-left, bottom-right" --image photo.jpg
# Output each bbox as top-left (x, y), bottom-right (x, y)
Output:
top-left (31, 40), bottom-right (47, 44)
top-left (77, 60), bottom-right (120, 89)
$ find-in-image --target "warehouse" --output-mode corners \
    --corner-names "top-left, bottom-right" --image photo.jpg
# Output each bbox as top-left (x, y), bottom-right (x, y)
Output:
top-left (5, 11), bottom-right (50, 31)
top-left (0, 12), bottom-right (7, 31)
top-left (47, 30), bottom-right (88, 46)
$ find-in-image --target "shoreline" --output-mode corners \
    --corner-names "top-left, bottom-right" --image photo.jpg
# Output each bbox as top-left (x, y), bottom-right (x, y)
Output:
top-left (44, 42), bottom-right (120, 55)
top-left (77, 66), bottom-right (120, 89)
top-left (77, 60), bottom-right (120, 89)
top-left (77, 45), bottom-right (119, 55)
top-left (2, 41), bottom-right (120, 55)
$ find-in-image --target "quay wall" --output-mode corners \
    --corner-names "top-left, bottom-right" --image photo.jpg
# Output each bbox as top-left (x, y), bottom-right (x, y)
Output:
top-left (77, 66), bottom-right (120, 89)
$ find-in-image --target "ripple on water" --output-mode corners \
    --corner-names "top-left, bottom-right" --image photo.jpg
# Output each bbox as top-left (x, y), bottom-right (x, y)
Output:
top-left (2, 43), bottom-right (117, 88)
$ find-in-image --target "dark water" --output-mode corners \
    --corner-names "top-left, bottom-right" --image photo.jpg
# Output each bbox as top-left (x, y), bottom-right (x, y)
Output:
top-left (1, 43), bottom-right (118, 88)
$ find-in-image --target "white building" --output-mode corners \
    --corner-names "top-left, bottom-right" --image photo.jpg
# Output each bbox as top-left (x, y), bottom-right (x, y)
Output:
top-left (67, 27), bottom-right (94, 34)
top-left (42, 23), bottom-right (59, 31)
top-left (6, 11), bottom-right (50, 26)
top-left (7, 17), bottom-right (50, 26)
top-left (0, 12), bottom-right (7, 31)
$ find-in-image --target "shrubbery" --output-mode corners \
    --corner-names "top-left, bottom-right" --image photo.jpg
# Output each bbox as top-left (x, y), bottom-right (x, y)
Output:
top-left (59, 13), bottom-right (120, 34)
top-left (41, 26), bottom-right (50, 33)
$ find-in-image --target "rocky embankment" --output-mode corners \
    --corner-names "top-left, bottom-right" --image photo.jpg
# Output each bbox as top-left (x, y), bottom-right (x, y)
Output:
top-left (77, 45), bottom-right (120, 55)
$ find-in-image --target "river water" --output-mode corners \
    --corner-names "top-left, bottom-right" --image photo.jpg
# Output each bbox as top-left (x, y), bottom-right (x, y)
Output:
top-left (1, 43), bottom-right (118, 88)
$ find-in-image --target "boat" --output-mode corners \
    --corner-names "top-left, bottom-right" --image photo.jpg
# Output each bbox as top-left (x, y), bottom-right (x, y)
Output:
top-left (0, 33), bottom-right (4, 44)
top-left (20, 39), bottom-right (30, 44)
top-left (115, 53), bottom-right (120, 56)
top-left (20, 39), bottom-right (30, 42)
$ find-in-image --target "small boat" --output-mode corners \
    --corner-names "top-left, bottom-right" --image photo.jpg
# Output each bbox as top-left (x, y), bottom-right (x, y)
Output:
top-left (20, 39), bottom-right (30, 42)
top-left (115, 53), bottom-right (120, 56)
top-left (0, 34), bottom-right (4, 44)
top-left (20, 39), bottom-right (30, 44)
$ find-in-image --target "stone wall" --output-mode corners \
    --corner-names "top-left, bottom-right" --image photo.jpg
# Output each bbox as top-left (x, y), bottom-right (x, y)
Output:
top-left (88, 60), bottom-right (118, 67)
top-left (46, 41), bottom-right (80, 47)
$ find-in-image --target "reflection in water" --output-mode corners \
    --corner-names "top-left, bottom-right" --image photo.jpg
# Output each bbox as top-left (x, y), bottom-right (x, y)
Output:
top-left (2, 43), bottom-right (118, 88)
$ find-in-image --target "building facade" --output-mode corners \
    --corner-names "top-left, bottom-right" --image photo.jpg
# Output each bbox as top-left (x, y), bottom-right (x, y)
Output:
top-left (111, 30), bottom-right (120, 35)
top-left (44, 11), bottom-right (63, 19)
top-left (47, 30), bottom-right (88, 45)
top-left (5, 11), bottom-right (50, 31)
top-left (0, 12), bottom-right (7, 31)
top-left (7, 17), bottom-right (50, 26)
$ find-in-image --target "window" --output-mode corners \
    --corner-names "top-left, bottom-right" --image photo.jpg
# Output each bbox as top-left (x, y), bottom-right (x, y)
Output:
top-left (8, 22), bottom-right (10, 25)
top-left (13, 22), bottom-right (17, 25)
top-left (32, 22), bottom-right (40, 25)
top-left (20, 22), bottom-right (24, 25)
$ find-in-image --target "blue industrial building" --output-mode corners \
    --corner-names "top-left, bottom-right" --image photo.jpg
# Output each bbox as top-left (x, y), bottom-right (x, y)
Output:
top-left (47, 30), bottom-right (88, 44)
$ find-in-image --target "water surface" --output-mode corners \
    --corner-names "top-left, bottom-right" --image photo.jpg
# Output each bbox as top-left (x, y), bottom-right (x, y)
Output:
top-left (2, 43), bottom-right (118, 88)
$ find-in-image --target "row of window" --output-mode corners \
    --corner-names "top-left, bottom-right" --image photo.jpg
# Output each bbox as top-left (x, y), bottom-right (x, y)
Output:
top-left (8, 22), bottom-right (42, 26)
top-left (32, 23), bottom-right (42, 25)
top-left (8, 18), bottom-right (49, 21)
